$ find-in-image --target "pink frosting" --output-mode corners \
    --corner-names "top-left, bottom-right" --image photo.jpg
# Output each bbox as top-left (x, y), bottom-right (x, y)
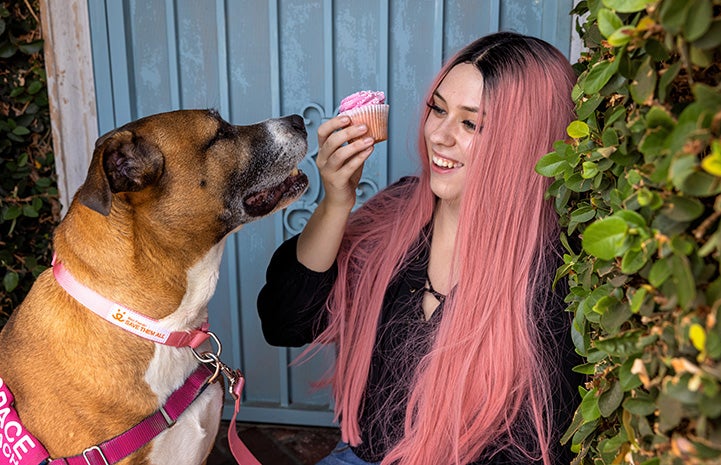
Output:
top-left (338, 90), bottom-right (386, 113)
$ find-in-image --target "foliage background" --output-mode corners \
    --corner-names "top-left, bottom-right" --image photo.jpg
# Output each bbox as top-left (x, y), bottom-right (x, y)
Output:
top-left (536, 0), bottom-right (721, 463)
top-left (0, 0), bottom-right (59, 326)
top-left (3, 0), bottom-right (721, 462)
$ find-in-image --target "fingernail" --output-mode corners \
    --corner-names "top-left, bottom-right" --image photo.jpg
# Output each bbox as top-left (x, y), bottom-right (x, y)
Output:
top-left (363, 137), bottom-right (374, 145)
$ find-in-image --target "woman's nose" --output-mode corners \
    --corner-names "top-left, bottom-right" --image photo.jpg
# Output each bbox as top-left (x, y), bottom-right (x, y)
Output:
top-left (429, 120), bottom-right (454, 146)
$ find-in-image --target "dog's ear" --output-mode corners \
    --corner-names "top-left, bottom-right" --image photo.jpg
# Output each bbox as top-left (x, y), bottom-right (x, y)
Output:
top-left (76, 130), bottom-right (165, 216)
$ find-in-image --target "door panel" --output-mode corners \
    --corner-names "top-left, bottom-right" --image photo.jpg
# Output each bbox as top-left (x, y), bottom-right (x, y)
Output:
top-left (87, 0), bottom-right (572, 426)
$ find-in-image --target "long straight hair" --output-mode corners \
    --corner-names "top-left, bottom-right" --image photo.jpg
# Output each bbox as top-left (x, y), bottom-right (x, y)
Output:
top-left (312, 32), bottom-right (576, 465)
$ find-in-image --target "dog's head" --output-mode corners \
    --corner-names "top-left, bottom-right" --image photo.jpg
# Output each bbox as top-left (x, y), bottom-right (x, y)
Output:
top-left (74, 109), bottom-right (308, 243)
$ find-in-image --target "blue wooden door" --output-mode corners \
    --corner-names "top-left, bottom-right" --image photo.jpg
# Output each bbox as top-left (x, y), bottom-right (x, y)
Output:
top-left (87, 0), bottom-right (573, 426)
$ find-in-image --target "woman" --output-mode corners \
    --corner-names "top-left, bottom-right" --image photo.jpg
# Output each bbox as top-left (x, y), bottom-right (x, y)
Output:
top-left (257, 32), bottom-right (581, 465)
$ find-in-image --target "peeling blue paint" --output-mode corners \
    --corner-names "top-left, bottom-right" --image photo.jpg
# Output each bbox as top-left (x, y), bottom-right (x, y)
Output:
top-left (88, 0), bottom-right (573, 427)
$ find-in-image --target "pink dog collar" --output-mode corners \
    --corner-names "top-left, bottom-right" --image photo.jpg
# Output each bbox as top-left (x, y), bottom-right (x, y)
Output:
top-left (47, 256), bottom-right (262, 464)
top-left (52, 257), bottom-right (210, 348)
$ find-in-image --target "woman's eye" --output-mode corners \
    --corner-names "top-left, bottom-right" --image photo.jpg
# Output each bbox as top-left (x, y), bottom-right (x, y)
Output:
top-left (427, 102), bottom-right (446, 115)
top-left (463, 120), bottom-right (477, 131)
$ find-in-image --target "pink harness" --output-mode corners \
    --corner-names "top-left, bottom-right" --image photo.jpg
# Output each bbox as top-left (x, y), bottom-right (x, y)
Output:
top-left (0, 259), bottom-right (261, 465)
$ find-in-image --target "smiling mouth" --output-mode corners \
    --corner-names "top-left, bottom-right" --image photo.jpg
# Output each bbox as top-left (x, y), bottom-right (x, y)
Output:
top-left (242, 168), bottom-right (309, 217)
top-left (432, 154), bottom-right (464, 169)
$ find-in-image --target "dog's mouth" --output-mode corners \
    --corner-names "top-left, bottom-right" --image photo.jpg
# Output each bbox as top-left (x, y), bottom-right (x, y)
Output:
top-left (242, 168), bottom-right (309, 217)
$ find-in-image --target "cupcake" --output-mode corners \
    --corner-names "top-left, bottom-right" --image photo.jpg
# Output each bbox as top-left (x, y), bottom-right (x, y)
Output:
top-left (338, 90), bottom-right (389, 143)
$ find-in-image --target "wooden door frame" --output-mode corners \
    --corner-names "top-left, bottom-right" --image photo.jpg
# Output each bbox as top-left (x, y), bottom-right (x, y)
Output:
top-left (39, 0), bottom-right (98, 215)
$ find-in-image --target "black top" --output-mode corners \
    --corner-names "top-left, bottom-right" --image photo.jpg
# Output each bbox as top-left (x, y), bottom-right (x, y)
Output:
top-left (257, 194), bottom-right (582, 465)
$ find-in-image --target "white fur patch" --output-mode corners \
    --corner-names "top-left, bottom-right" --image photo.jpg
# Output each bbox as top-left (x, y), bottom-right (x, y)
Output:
top-left (161, 239), bottom-right (226, 333)
top-left (147, 381), bottom-right (223, 465)
top-left (263, 118), bottom-right (297, 144)
top-left (144, 242), bottom-right (227, 464)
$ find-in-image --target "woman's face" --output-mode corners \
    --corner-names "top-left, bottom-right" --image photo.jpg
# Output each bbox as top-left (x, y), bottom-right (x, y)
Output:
top-left (423, 63), bottom-right (484, 207)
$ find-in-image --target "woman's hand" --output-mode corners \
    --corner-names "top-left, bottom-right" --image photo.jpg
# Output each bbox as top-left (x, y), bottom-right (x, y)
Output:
top-left (316, 115), bottom-right (375, 211)
top-left (295, 116), bottom-right (375, 272)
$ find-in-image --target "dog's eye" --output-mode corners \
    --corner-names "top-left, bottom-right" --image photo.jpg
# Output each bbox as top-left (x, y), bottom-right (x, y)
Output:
top-left (205, 122), bottom-right (236, 150)
top-left (217, 124), bottom-right (231, 139)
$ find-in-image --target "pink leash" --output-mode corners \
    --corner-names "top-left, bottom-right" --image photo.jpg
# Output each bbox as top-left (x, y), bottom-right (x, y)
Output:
top-left (228, 378), bottom-right (262, 465)
top-left (191, 334), bottom-right (262, 465)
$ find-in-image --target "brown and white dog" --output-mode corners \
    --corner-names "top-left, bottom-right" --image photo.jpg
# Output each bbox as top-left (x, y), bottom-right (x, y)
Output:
top-left (0, 109), bottom-right (308, 464)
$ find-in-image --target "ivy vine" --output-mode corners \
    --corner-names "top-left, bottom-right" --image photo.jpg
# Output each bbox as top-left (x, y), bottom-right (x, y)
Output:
top-left (0, 0), bottom-right (59, 324)
top-left (537, 0), bottom-right (721, 463)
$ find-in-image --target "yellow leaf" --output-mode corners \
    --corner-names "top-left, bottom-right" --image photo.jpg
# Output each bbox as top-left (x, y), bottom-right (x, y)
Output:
top-left (567, 121), bottom-right (590, 139)
top-left (608, 26), bottom-right (635, 47)
top-left (689, 323), bottom-right (706, 352)
top-left (636, 16), bottom-right (655, 32)
top-left (701, 141), bottom-right (721, 176)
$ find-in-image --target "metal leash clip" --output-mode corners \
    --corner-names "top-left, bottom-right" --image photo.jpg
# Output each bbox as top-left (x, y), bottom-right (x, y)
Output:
top-left (191, 331), bottom-right (245, 400)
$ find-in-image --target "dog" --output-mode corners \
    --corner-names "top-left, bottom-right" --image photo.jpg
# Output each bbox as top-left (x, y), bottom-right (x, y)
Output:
top-left (0, 109), bottom-right (308, 465)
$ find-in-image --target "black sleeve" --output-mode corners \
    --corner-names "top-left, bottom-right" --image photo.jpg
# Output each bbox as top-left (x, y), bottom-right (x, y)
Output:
top-left (550, 300), bottom-right (585, 464)
top-left (256, 234), bottom-right (338, 347)
top-left (542, 271), bottom-right (585, 465)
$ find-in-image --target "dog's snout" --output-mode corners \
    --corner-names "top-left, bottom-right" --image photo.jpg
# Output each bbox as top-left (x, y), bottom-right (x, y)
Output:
top-left (288, 114), bottom-right (306, 136)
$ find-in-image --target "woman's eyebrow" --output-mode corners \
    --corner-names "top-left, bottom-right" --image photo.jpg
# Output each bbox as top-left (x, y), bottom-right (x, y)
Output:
top-left (432, 90), bottom-right (446, 103)
top-left (432, 90), bottom-right (479, 113)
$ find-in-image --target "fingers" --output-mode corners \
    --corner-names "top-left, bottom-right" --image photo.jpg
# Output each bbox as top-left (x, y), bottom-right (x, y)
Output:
top-left (320, 136), bottom-right (373, 171)
top-left (319, 144), bottom-right (373, 211)
top-left (314, 116), bottom-right (376, 209)
top-left (331, 141), bottom-right (374, 179)
top-left (316, 115), bottom-right (372, 164)
top-left (317, 115), bottom-right (352, 144)
top-left (317, 115), bottom-right (375, 182)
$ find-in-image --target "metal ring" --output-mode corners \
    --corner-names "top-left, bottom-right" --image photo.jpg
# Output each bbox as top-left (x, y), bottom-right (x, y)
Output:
top-left (83, 446), bottom-right (109, 465)
top-left (191, 331), bottom-right (222, 363)
top-left (206, 359), bottom-right (222, 384)
top-left (192, 350), bottom-right (216, 364)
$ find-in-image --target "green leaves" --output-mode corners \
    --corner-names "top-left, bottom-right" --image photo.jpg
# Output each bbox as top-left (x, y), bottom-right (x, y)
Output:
top-left (602, 0), bottom-right (654, 13)
top-left (630, 57), bottom-right (657, 105)
top-left (580, 52), bottom-right (622, 95)
top-left (597, 7), bottom-right (637, 47)
top-left (538, 0), bottom-right (721, 463)
top-left (1, 2), bottom-right (57, 319)
top-left (3, 272), bottom-right (19, 293)
top-left (582, 216), bottom-right (628, 260)
top-left (598, 9), bottom-right (623, 37)
top-left (568, 121), bottom-right (591, 139)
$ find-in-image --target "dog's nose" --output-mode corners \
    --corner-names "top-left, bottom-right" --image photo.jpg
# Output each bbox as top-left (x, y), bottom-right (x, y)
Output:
top-left (288, 114), bottom-right (306, 136)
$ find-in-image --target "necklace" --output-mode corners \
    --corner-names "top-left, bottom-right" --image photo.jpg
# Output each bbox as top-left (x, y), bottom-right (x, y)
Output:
top-left (424, 271), bottom-right (447, 305)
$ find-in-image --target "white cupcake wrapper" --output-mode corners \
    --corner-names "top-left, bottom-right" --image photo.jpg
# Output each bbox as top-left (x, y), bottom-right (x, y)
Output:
top-left (341, 104), bottom-right (389, 142)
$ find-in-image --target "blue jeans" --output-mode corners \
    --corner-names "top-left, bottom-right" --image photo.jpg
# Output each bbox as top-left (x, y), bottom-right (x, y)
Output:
top-left (315, 442), bottom-right (381, 465)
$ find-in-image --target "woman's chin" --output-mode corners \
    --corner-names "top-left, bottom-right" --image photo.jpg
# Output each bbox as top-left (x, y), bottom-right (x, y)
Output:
top-left (429, 177), bottom-right (463, 206)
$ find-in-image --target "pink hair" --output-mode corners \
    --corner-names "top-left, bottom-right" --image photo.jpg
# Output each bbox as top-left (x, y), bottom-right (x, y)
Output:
top-left (312, 33), bottom-right (576, 465)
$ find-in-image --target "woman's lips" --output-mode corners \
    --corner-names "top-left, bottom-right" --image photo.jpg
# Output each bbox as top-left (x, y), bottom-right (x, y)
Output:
top-left (432, 153), bottom-right (464, 169)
